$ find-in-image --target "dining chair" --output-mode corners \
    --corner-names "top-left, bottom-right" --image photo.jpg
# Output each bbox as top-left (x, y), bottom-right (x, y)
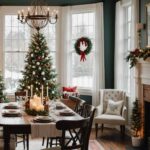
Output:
top-left (44, 97), bottom-right (86, 148)
top-left (0, 130), bottom-right (16, 150)
top-left (15, 91), bottom-right (29, 150)
top-left (81, 103), bottom-right (96, 150)
top-left (41, 118), bottom-right (90, 150)
top-left (69, 96), bottom-right (86, 115)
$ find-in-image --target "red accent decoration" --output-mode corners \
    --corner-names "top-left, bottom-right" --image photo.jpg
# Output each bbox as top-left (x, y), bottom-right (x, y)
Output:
top-left (63, 86), bottom-right (77, 92)
top-left (80, 51), bottom-right (86, 62)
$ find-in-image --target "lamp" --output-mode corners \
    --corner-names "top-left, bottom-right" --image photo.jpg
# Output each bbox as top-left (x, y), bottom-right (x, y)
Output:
top-left (17, 0), bottom-right (58, 31)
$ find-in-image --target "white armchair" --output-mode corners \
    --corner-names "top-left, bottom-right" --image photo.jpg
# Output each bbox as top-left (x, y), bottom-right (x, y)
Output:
top-left (94, 89), bottom-right (127, 138)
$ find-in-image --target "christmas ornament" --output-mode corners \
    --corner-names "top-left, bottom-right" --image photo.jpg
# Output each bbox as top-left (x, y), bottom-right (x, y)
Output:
top-left (41, 72), bottom-right (45, 75)
top-left (37, 62), bottom-right (40, 65)
top-left (74, 37), bottom-right (92, 62)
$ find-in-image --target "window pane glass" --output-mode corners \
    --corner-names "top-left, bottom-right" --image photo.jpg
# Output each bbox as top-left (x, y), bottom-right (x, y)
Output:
top-left (71, 53), bottom-right (94, 88)
top-left (4, 15), bottom-right (30, 93)
top-left (71, 12), bottom-right (95, 89)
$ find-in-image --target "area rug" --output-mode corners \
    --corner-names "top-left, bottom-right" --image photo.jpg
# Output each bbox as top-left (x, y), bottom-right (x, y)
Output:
top-left (16, 139), bottom-right (104, 150)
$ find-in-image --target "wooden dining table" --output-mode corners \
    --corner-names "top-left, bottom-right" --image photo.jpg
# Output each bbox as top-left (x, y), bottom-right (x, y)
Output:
top-left (0, 101), bottom-right (83, 150)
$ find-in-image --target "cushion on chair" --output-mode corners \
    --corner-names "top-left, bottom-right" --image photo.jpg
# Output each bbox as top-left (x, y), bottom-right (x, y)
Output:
top-left (94, 114), bottom-right (126, 125)
top-left (105, 99), bottom-right (123, 115)
top-left (102, 90), bottom-right (125, 113)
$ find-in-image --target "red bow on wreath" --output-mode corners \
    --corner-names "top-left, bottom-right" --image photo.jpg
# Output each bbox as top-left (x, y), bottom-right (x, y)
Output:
top-left (74, 37), bottom-right (92, 62)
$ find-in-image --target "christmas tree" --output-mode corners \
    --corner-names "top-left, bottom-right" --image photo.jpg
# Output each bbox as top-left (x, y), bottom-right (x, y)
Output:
top-left (131, 99), bottom-right (142, 137)
top-left (0, 71), bottom-right (8, 102)
top-left (18, 32), bottom-right (60, 99)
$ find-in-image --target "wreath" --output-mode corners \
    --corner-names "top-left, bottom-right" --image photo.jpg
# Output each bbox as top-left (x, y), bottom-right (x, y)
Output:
top-left (74, 37), bottom-right (92, 62)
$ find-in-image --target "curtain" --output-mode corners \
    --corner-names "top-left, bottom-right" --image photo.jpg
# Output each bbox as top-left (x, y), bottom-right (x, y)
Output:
top-left (60, 6), bottom-right (71, 87)
top-left (114, 1), bottom-right (124, 89)
top-left (92, 3), bottom-right (104, 106)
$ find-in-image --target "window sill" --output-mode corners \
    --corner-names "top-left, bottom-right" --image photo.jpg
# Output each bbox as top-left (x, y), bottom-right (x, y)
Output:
top-left (78, 88), bottom-right (92, 96)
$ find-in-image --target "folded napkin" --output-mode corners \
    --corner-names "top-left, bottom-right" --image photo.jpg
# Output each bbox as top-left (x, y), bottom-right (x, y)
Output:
top-left (31, 122), bottom-right (61, 138)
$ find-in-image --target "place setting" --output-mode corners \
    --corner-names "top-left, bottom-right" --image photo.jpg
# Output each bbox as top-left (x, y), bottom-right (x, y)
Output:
top-left (2, 109), bottom-right (22, 117)
top-left (32, 116), bottom-right (54, 123)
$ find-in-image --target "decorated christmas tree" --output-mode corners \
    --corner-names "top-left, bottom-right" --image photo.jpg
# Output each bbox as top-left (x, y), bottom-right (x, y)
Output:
top-left (18, 32), bottom-right (59, 99)
top-left (131, 99), bottom-right (142, 137)
top-left (0, 71), bottom-right (7, 103)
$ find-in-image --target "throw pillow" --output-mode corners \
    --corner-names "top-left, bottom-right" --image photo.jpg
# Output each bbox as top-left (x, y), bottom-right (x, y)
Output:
top-left (105, 99), bottom-right (123, 115)
top-left (62, 86), bottom-right (78, 99)
top-left (63, 86), bottom-right (77, 92)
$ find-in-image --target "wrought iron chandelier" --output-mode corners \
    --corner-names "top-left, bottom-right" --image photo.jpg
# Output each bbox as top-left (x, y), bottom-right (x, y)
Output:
top-left (17, 0), bottom-right (58, 31)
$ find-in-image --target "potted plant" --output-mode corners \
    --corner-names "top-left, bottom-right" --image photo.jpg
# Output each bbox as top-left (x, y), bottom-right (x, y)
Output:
top-left (131, 99), bottom-right (142, 147)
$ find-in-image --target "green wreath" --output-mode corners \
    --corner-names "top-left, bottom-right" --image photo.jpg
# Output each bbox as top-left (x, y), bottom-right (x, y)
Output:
top-left (74, 37), bottom-right (92, 62)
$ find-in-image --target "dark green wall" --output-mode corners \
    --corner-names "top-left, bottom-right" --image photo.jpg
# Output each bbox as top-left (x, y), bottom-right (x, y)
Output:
top-left (140, 0), bottom-right (150, 48)
top-left (104, 0), bottom-right (116, 88)
top-left (0, 0), bottom-right (102, 6)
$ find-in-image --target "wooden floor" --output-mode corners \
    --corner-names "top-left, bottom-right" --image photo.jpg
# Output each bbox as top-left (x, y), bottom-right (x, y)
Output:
top-left (90, 127), bottom-right (134, 150)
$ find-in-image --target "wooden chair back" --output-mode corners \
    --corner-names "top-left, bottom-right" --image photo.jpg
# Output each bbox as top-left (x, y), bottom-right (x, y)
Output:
top-left (56, 118), bottom-right (90, 150)
top-left (15, 91), bottom-right (26, 102)
top-left (69, 96), bottom-right (85, 115)
top-left (82, 104), bottom-right (96, 150)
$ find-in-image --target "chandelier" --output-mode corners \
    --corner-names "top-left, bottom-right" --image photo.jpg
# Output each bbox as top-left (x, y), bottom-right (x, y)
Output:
top-left (17, 0), bottom-right (58, 31)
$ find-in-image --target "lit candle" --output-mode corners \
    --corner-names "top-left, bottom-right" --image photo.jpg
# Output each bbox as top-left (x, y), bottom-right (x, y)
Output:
top-left (31, 85), bottom-right (33, 98)
top-left (18, 11), bottom-right (20, 19)
top-left (25, 90), bottom-right (28, 100)
top-left (47, 86), bottom-right (49, 97)
top-left (41, 85), bottom-right (43, 104)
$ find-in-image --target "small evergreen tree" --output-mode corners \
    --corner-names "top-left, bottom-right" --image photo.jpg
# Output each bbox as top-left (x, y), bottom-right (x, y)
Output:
top-left (18, 32), bottom-right (59, 99)
top-left (0, 72), bottom-right (7, 102)
top-left (131, 99), bottom-right (142, 137)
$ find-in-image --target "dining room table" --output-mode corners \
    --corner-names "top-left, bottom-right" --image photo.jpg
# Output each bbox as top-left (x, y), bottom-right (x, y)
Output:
top-left (0, 100), bottom-right (83, 150)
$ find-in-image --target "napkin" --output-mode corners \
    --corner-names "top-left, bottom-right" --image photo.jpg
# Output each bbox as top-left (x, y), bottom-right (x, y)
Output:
top-left (31, 122), bottom-right (61, 138)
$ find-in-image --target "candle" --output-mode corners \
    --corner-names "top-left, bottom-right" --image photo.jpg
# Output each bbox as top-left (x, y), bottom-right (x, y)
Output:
top-left (31, 85), bottom-right (33, 98)
top-left (25, 90), bottom-right (28, 100)
top-left (47, 86), bottom-right (49, 97)
top-left (41, 85), bottom-right (43, 104)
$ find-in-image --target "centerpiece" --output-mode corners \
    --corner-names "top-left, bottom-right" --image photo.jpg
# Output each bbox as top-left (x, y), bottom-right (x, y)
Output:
top-left (25, 85), bottom-right (49, 116)
top-left (25, 95), bottom-right (49, 116)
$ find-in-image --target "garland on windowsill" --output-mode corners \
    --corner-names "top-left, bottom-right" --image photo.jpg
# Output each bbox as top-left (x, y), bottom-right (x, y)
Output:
top-left (126, 47), bottom-right (150, 68)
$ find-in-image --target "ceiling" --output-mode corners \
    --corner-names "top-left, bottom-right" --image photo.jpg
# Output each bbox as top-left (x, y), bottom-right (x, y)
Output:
top-left (0, 0), bottom-right (102, 6)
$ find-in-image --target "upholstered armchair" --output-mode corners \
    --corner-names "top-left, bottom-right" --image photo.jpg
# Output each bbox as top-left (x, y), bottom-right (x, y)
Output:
top-left (94, 89), bottom-right (127, 138)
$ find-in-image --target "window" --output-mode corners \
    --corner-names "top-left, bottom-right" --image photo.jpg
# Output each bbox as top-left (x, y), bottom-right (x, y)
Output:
top-left (4, 15), bottom-right (30, 93)
top-left (70, 12), bottom-right (95, 89)
top-left (4, 16), bottom-right (57, 94)
top-left (124, 6), bottom-right (132, 94)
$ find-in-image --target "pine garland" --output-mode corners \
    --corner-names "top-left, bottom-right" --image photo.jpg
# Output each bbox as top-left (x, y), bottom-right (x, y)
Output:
top-left (126, 47), bottom-right (150, 68)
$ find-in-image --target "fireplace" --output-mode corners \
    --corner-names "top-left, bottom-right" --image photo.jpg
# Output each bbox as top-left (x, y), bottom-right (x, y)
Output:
top-left (144, 101), bottom-right (150, 142)
top-left (143, 85), bottom-right (150, 145)
top-left (135, 59), bottom-right (150, 146)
